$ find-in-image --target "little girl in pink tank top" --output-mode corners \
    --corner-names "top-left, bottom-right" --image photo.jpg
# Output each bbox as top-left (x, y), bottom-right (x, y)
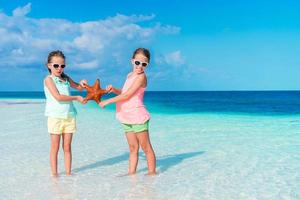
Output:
top-left (99, 48), bottom-right (156, 175)
top-left (116, 73), bottom-right (150, 124)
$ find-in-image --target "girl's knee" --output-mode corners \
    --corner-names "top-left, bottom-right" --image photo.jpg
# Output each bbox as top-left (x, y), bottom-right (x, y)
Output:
top-left (141, 143), bottom-right (152, 154)
top-left (128, 144), bottom-right (139, 154)
top-left (51, 144), bottom-right (60, 152)
top-left (63, 144), bottom-right (71, 153)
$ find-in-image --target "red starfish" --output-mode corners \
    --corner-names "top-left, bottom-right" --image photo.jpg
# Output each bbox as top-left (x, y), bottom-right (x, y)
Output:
top-left (83, 79), bottom-right (108, 104)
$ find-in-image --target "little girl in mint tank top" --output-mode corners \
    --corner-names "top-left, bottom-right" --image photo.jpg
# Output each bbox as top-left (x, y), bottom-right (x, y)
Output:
top-left (44, 50), bottom-right (87, 176)
top-left (44, 75), bottom-right (77, 119)
top-left (99, 48), bottom-right (156, 176)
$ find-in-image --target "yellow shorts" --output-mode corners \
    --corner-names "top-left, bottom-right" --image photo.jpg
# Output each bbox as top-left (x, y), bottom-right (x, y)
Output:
top-left (48, 117), bottom-right (76, 135)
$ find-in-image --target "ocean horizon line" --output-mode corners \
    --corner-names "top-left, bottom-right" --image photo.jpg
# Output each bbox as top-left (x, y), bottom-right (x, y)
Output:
top-left (1, 90), bottom-right (300, 93)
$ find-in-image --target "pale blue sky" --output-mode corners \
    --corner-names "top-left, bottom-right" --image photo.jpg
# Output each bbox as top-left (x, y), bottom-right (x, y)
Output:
top-left (0, 0), bottom-right (300, 91)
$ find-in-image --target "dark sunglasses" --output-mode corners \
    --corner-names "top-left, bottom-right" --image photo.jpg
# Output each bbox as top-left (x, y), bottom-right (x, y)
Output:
top-left (134, 60), bottom-right (148, 67)
top-left (52, 64), bottom-right (66, 69)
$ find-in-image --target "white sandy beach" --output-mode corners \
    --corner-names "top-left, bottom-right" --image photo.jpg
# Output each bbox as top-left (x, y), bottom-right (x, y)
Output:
top-left (0, 100), bottom-right (299, 200)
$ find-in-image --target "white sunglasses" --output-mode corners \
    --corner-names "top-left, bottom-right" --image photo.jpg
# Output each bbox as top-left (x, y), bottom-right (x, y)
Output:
top-left (134, 60), bottom-right (148, 67)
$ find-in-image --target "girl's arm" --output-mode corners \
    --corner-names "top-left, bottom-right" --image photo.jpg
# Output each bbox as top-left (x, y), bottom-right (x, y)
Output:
top-left (45, 77), bottom-right (84, 102)
top-left (113, 87), bottom-right (122, 95)
top-left (99, 74), bottom-right (145, 107)
top-left (68, 77), bottom-right (87, 91)
top-left (106, 85), bottom-right (122, 95)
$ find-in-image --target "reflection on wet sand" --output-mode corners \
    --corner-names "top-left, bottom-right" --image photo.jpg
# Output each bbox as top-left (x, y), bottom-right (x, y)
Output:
top-left (0, 101), bottom-right (44, 105)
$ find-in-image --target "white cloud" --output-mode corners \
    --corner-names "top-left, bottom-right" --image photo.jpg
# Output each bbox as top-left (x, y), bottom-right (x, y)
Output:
top-left (12, 3), bottom-right (31, 17)
top-left (0, 4), bottom-right (180, 73)
top-left (76, 60), bottom-right (99, 69)
top-left (11, 48), bottom-right (24, 56)
top-left (154, 50), bottom-right (185, 67)
top-left (148, 51), bottom-right (186, 83)
top-left (165, 51), bottom-right (185, 66)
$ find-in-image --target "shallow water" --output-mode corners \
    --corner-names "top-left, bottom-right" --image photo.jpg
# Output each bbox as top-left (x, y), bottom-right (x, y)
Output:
top-left (0, 99), bottom-right (299, 200)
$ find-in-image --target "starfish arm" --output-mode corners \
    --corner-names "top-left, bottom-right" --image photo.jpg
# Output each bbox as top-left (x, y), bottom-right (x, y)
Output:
top-left (95, 98), bottom-right (101, 104)
top-left (97, 79), bottom-right (101, 88)
top-left (93, 79), bottom-right (100, 90)
top-left (85, 93), bottom-right (94, 100)
top-left (84, 86), bottom-right (94, 93)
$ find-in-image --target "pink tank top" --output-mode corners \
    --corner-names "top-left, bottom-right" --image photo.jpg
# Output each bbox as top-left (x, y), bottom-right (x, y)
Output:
top-left (116, 74), bottom-right (150, 124)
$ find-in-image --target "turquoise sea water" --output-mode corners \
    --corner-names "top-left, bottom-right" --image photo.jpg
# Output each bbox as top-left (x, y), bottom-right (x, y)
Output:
top-left (0, 92), bottom-right (299, 199)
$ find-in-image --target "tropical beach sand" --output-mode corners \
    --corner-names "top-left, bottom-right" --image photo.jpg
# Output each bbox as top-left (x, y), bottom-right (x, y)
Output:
top-left (0, 100), bottom-right (299, 200)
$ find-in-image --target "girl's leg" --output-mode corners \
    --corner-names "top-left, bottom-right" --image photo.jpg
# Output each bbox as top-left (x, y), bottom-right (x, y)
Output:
top-left (136, 131), bottom-right (156, 175)
top-left (50, 134), bottom-right (61, 176)
top-left (62, 133), bottom-right (73, 175)
top-left (125, 132), bottom-right (139, 174)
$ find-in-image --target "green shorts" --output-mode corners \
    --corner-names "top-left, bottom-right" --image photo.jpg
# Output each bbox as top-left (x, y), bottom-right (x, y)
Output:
top-left (122, 120), bottom-right (149, 133)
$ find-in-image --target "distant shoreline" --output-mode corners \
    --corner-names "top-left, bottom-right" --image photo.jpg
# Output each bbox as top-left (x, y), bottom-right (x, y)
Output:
top-left (1, 90), bottom-right (300, 92)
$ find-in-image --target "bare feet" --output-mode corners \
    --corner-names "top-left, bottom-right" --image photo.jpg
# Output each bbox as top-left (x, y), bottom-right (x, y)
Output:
top-left (128, 172), bottom-right (136, 176)
top-left (146, 171), bottom-right (157, 176)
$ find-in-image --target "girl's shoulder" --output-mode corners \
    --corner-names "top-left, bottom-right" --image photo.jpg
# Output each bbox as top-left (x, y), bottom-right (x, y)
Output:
top-left (44, 76), bottom-right (54, 88)
top-left (136, 72), bottom-right (146, 80)
top-left (133, 73), bottom-right (147, 88)
top-left (44, 75), bottom-right (68, 85)
top-left (127, 72), bottom-right (146, 79)
top-left (44, 75), bottom-right (52, 82)
top-left (126, 72), bottom-right (133, 78)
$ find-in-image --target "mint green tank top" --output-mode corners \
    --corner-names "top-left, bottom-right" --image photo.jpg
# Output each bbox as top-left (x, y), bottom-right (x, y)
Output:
top-left (44, 75), bottom-right (77, 119)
